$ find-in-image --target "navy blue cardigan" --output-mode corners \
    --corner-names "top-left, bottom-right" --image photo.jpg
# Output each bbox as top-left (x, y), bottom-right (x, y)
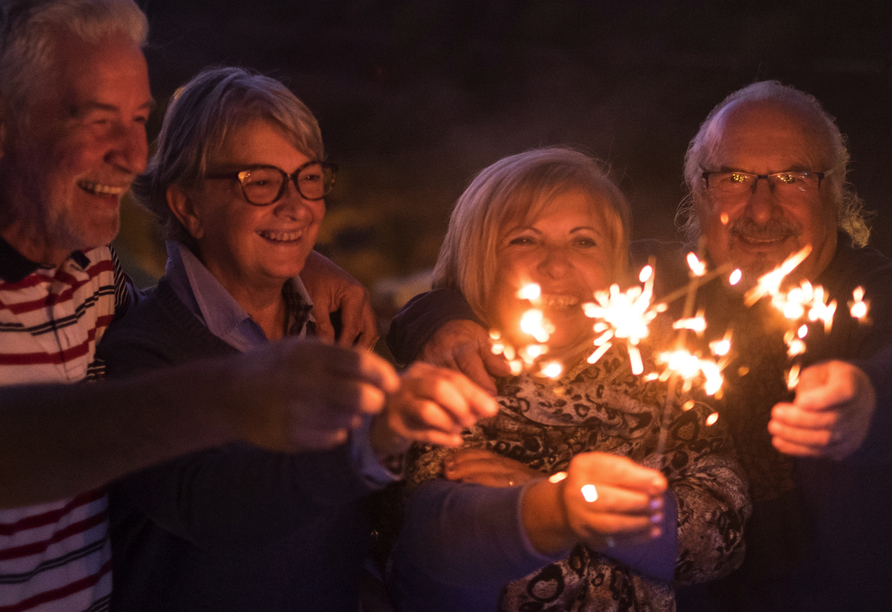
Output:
top-left (98, 277), bottom-right (375, 612)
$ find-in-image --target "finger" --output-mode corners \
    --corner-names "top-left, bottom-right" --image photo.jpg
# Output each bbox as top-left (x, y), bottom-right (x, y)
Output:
top-left (401, 364), bottom-right (497, 427)
top-left (794, 362), bottom-right (858, 411)
top-left (312, 306), bottom-right (337, 344)
top-left (771, 402), bottom-right (838, 431)
top-left (481, 348), bottom-right (513, 378)
top-left (771, 435), bottom-right (827, 458)
top-left (449, 448), bottom-right (505, 466)
top-left (571, 453), bottom-right (667, 497)
top-left (397, 397), bottom-right (466, 437)
top-left (768, 419), bottom-right (833, 451)
top-left (453, 348), bottom-right (499, 395)
top-left (336, 293), bottom-right (377, 349)
top-left (331, 347), bottom-right (401, 396)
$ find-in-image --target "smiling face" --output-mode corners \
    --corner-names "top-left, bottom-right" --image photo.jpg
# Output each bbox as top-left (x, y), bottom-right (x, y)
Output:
top-left (0, 29), bottom-right (151, 264)
top-left (489, 189), bottom-right (615, 359)
top-left (175, 119), bottom-right (324, 300)
top-left (696, 99), bottom-right (839, 285)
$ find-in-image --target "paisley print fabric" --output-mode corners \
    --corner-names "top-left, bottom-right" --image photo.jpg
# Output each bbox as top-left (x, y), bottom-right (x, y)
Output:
top-left (407, 325), bottom-right (751, 612)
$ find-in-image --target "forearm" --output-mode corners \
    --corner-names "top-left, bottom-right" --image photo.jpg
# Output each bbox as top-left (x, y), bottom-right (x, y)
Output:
top-left (0, 360), bottom-right (253, 507)
top-left (394, 479), bottom-right (559, 588)
top-left (386, 288), bottom-right (480, 364)
top-left (117, 440), bottom-right (371, 545)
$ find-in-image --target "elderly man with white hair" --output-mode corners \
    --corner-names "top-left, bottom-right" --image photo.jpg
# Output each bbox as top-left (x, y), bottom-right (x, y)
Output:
top-left (389, 81), bottom-right (892, 611)
top-left (0, 1), bottom-right (495, 610)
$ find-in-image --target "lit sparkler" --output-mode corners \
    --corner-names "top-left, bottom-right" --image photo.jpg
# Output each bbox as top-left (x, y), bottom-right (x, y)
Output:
top-left (742, 247), bottom-right (869, 389)
top-left (490, 283), bottom-right (564, 379)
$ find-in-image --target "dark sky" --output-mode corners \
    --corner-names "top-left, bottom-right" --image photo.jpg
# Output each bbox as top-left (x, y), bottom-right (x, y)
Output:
top-left (118, 0), bottom-right (892, 301)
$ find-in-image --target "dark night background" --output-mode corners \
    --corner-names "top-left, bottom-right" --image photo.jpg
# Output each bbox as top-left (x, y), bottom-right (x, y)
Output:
top-left (115, 0), bottom-right (892, 327)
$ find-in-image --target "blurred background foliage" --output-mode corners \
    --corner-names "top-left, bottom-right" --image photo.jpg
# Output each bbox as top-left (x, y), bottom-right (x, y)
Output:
top-left (118, 0), bottom-right (892, 327)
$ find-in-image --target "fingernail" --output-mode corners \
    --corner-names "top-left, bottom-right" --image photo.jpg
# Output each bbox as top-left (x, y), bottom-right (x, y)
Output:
top-left (651, 526), bottom-right (662, 538)
top-left (650, 497), bottom-right (663, 511)
top-left (651, 512), bottom-right (664, 524)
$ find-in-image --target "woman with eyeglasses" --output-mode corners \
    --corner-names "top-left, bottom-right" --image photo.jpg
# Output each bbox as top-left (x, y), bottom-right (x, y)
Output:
top-left (97, 66), bottom-right (496, 612)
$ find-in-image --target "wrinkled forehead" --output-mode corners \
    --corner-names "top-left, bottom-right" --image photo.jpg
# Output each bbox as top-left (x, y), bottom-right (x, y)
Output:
top-left (703, 98), bottom-right (834, 171)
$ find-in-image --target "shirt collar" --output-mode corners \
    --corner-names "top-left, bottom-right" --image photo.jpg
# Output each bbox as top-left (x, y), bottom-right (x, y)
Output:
top-left (164, 241), bottom-right (315, 351)
top-left (0, 234), bottom-right (90, 283)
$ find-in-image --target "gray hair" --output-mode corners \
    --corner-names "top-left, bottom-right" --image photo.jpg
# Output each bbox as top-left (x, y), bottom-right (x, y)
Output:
top-left (0, 0), bottom-right (148, 124)
top-left (132, 66), bottom-right (324, 248)
top-left (432, 147), bottom-right (631, 324)
top-left (679, 80), bottom-right (870, 247)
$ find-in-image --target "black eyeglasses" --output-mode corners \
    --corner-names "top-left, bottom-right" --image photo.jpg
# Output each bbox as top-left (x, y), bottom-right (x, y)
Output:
top-left (206, 161), bottom-right (338, 206)
top-left (701, 169), bottom-right (832, 198)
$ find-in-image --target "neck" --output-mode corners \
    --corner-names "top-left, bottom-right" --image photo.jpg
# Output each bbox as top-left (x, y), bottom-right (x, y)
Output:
top-left (0, 221), bottom-right (69, 267)
top-left (226, 282), bottom-right (287, 341)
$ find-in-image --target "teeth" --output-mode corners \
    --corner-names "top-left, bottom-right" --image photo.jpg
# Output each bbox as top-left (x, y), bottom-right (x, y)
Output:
top-left (258, 230), bottom-right (303, 242)
top-left (78, 181), bottom-right (126, 196)
top-left (542, 295), bottom-right (579, 308)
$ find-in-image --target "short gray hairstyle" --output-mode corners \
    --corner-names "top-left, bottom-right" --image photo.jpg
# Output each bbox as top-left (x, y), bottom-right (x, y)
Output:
top-left (0, 0), bottom-right (148, 123)
top-left (132, 66), bottom-right (324, 248)
top-left (679, 80), bottom-right (870, 247)
top-left (432, 147), bottom-right (631, 324)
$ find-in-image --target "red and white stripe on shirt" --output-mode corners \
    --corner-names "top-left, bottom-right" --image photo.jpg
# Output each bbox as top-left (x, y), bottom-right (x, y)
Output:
top-left (0, 245), bottom-right (135, 612)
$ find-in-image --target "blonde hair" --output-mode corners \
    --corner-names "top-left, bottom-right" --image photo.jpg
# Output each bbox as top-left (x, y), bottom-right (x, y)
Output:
top-left (432, 147), bottom-right (631, 323)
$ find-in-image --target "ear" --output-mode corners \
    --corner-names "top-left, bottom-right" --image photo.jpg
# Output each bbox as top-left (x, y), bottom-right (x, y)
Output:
top-left (166, 184), bottom-right (204, 241)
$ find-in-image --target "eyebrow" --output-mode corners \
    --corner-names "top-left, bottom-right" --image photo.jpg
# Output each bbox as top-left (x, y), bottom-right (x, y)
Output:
top-left (67, 98), bottom-right (156, 118)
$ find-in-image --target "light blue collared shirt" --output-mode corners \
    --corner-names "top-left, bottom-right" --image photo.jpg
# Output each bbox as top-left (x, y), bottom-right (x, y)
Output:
top-left (164, 241), bottom-right (397, 486)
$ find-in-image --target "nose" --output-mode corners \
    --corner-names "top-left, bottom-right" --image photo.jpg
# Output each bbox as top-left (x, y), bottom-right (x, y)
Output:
top-left (743, 176), bottom-right (778, 225)
top-left (538, 245), bottom-right (572, 279)
top-left (275, 180), bottom-right (324, 221)
top-left (105, 120), bottom-right (148, 175)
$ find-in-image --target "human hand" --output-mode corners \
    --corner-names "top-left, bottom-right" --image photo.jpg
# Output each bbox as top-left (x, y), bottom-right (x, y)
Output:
top-left (442, 448), bottom-right (541, 487)
top-left (236, 338), bottom-right (400, 453)
top-left (769, 360), bottom-right (876, 460)
top-left (418, 319), bottom-right (512, 395)
top-left (369, 362), bottom-right (498, 458)
top-left (300, 251), bottom-right (379, 349)
top-left (528, 453), bottom-right (666, 553)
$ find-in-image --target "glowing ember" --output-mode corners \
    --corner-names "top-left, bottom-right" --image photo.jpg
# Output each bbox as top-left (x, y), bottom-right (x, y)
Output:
top-left (850, 286), bottom-right (869, 320)
top-left (582, 267), bottom-right (666, 375)
top-left (686, 252), bottom-right (707, 277)
top-left (540, 361), bottom-right (564, 379)
top-left (744, 245), bottom-right (813, 306)
top-left (490, 283), bottom-right (564, 379)
top-left (581, 484), bottom-right (599, 503)
top-left (657, 348), bottom-right (725, 396)
top-left (729, 269), bottom-right (742, 286)
top-left (548, 471), bottom-right (568, 484)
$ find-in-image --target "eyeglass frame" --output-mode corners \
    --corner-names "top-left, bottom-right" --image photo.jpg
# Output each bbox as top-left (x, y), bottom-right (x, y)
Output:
top-left (205, 160), bottom-right (338, 206)
top-left (700, 168), bottom-right (833, 193)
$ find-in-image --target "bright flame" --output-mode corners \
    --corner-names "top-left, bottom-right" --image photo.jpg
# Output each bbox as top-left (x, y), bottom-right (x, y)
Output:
top-left (729, 269), bottom-right (742, 286)
top-left (850, 286), bottom-right (868, 320)
top-left (686, 252), bottom-right (707, 277)
top-left (744, 245), bottom-right (813, 306)
top-left (706, 412), bottom-right (719, 426)
top-left (548, 471), bottom-right (568, 484)
top-left (539, 361), bottom-right (563, 379)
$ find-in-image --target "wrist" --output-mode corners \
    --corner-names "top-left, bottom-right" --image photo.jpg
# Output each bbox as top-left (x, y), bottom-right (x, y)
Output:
top-left (522, 478), bottom-right (576, 555)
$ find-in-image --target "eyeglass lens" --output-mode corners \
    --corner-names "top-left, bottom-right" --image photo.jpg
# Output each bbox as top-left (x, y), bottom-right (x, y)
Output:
top-left (241, 164), bottom-right (335, 204)
top-left (707, 172), bottom-right (820, 195)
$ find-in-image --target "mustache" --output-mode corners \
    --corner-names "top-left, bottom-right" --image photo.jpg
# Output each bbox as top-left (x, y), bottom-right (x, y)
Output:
top-left (727, 216), bottom-right (801, 242)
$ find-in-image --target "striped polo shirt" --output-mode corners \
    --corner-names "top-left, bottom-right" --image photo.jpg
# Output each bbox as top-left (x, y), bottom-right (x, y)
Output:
top-left (0, 238), bottom-right (135, 612)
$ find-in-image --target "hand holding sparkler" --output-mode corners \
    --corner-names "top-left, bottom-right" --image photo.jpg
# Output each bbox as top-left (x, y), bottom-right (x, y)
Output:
top-left (521, 453), bottom-right (669, 559)
top-left (419, 319), bottom-right (512, 395)
top-left (371, 362), bottom-right (498, 457)
top-left (769, 360), bottom-right (876, 460)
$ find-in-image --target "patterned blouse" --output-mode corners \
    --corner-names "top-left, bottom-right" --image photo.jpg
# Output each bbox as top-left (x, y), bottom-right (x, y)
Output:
top-left (406, 327), bottom-right (751, 612)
